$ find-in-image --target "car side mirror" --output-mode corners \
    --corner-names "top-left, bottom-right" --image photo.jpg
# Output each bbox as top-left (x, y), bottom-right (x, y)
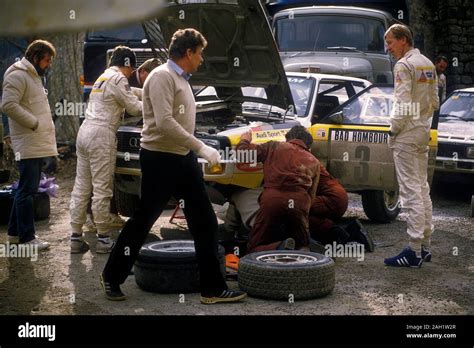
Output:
top-left (328, 111), bottom-right (344, 124)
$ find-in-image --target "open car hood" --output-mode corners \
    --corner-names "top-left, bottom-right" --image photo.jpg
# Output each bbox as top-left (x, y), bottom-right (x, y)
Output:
top-left (144, 0), bottom-right (294, 111)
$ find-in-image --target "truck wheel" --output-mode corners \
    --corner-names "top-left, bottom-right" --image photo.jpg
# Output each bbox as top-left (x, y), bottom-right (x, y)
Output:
top-left (114, 187), bottom-right (140, 217)
top-left (361, 190), bottom-right (400, 223)
top-left (238, 251), bottom-right (335, 300)
top-left (134, 240), bottom-right (226, 293)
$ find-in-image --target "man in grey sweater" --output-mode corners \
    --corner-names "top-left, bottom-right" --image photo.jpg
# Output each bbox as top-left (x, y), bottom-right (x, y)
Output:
top-left (101, 28), bottom-right (246, 304)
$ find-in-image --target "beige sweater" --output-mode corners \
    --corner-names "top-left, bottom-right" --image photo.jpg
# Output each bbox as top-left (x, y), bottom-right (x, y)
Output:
top-left (1, 58), bottom-right (58, 159)
top-left (140, 62), bottom-right (204, 155)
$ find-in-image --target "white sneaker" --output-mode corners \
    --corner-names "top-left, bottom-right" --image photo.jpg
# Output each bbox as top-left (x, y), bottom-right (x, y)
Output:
top-left (109, 214), bottom-right (126, 228)
top-left (22, 238), bottom-right (50, 251)
top-left (85, 214), bottom-right (97, 232)
top-left (7, 235), bottom-right (19, 244)
top-left (96, 236), bottom-right (115, 254)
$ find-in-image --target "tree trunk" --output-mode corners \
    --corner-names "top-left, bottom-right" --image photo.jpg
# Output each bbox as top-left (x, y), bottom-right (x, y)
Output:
top-left (44, 32), bottom-right (85, 143)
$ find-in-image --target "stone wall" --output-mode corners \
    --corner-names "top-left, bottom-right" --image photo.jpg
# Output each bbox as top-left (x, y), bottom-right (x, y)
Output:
top-left (409, 0), bottom-right (474, 93)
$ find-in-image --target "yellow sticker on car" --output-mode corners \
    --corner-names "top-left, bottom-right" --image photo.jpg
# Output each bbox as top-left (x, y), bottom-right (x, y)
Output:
top-left (252, 129), bottom-right (287, 142)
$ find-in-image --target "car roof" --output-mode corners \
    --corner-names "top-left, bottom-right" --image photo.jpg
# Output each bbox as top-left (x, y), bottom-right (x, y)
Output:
top-left (286, 71), bottom-right (371, 84)
top-left (454, 87), bottom-right (474, 93)
top-left (273, 6), bottom-right (392, 21)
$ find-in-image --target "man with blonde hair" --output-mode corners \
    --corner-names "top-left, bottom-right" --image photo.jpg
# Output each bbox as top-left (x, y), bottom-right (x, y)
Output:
top-left (384, 24), bottom-right (439, 268)
top-left (128, 58), bottom-right (162, 88)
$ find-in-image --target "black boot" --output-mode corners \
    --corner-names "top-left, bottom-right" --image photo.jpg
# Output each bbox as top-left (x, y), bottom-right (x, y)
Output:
top-left (345, 219), bottom-right (375, 252)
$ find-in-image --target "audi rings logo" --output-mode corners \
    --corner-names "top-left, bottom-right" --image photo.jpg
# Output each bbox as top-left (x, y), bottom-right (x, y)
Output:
top-left (129, 137), bottom-right (140, 148)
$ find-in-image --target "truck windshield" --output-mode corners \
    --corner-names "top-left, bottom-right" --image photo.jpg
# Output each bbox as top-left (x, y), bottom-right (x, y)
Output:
top-left (275, 15), bottom-right (386, 53)
top-left (87, 25), bottom-right (145, 41)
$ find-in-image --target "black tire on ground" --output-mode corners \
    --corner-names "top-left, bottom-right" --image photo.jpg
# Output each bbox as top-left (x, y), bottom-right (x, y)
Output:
top-left (0, 190), bottom-right (50, 223)
top-left (33, 192), bottom-right (50, 221)
top-left (134, 240), bottom-right (226, 294)
top-left (114, 187), bottom-right (140, 217)
top-left (0, 170), bottom-right (10, 184)
top-left (0, 188), bottom-right (13, 224)
top-left (361, 189), bottom-right (401, 223)
top-left (238, 251), bottom-right (335, 300)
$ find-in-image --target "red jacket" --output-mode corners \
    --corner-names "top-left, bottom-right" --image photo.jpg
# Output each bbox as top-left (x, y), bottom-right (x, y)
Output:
top-left (237, 138), bottom-right (320, 195)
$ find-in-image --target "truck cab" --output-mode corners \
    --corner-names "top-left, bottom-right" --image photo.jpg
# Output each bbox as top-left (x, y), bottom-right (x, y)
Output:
top-left (83, 25), bottom-right (154, 104)
top-left (273, 6), bottom-right (396, 83)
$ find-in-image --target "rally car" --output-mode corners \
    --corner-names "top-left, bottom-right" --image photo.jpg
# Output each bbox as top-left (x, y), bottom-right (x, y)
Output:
top-left (434, 87), bottom-right (474, 216)
top-left (113, 0), bottom-right (438, 223)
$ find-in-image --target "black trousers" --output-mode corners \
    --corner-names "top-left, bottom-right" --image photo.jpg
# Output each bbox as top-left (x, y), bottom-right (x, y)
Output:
top-left (103, 148), bottom-right (227, 295)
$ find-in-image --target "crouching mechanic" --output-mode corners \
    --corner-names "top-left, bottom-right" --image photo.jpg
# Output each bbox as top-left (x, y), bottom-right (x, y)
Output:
top-left (309, 163), bottom-right (374, 252)
top-left (69, 46), bottom-right (143, 254)
top-left (384, 24), bottom-right (439, 267)
top-left (237, 125), bottom-right (320, 253)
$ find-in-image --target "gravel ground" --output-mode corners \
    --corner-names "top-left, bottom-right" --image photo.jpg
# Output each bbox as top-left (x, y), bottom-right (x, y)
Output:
top-left (0, 158), bottom-right (472, 315)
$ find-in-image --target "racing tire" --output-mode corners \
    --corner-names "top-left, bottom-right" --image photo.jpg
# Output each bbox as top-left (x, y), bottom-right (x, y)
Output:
top-left (134, 240), bottom-right (226, 293)
top-left (238, 251), bottom-right (335, 300)
top-left (114, 187), bottom-right (140, 217)
top-left (361, 189), bottom-right (400, 223)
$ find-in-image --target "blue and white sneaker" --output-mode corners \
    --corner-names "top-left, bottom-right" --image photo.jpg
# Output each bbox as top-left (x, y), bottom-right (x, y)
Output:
top-left (421, 246), bottom-right (432, 262)
top-left (384, 247), bottom-right (423, 268)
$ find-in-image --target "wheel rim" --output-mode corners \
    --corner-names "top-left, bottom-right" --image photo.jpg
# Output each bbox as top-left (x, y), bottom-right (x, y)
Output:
top-left (256, 253), bottom-right (319, 264)
top-left (148, 241), bottom-right (195, 252)
top-left (384, 190), bottom-right (400, 212)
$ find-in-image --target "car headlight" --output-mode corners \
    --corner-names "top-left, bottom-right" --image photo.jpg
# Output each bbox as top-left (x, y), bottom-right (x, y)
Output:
top-left (467, 147), bottom-right (474, 159)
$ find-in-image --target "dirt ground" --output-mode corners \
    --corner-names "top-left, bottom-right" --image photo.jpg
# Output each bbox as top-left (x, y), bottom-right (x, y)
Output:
top-left (0, 157), bottom-right (472, 316)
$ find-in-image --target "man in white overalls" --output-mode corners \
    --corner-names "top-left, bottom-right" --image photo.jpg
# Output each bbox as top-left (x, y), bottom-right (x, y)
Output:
top-left (69, 46), bottom-right (142, 254)
top-left (384, 24), bottom-right (439, 268)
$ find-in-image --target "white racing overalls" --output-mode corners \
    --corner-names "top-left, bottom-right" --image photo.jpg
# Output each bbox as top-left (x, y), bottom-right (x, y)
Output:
top-left (389, 48), bottom-right (439, 251)
top-left (70, 66), bottom-right (142, 235)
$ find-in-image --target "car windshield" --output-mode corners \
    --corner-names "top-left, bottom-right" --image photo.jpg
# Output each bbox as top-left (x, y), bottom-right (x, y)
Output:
top-left (338, 86), bottom-right (393, 125)
top-left (87, 25), bottom-right (145, 41)
top-left (197, 76), bottom-right (315, 117)
top-left (439, 92), bottom-right (474, 122)
top-left (275, 15), bottom-right (386, 53)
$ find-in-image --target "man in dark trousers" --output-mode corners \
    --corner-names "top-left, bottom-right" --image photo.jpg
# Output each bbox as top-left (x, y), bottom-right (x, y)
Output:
top-left (237, 125), bottom-right (320, 253)
top-left (2, 40), bottom-right (57, 250)
top-left (101, 28), bottom-right (246, 304)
